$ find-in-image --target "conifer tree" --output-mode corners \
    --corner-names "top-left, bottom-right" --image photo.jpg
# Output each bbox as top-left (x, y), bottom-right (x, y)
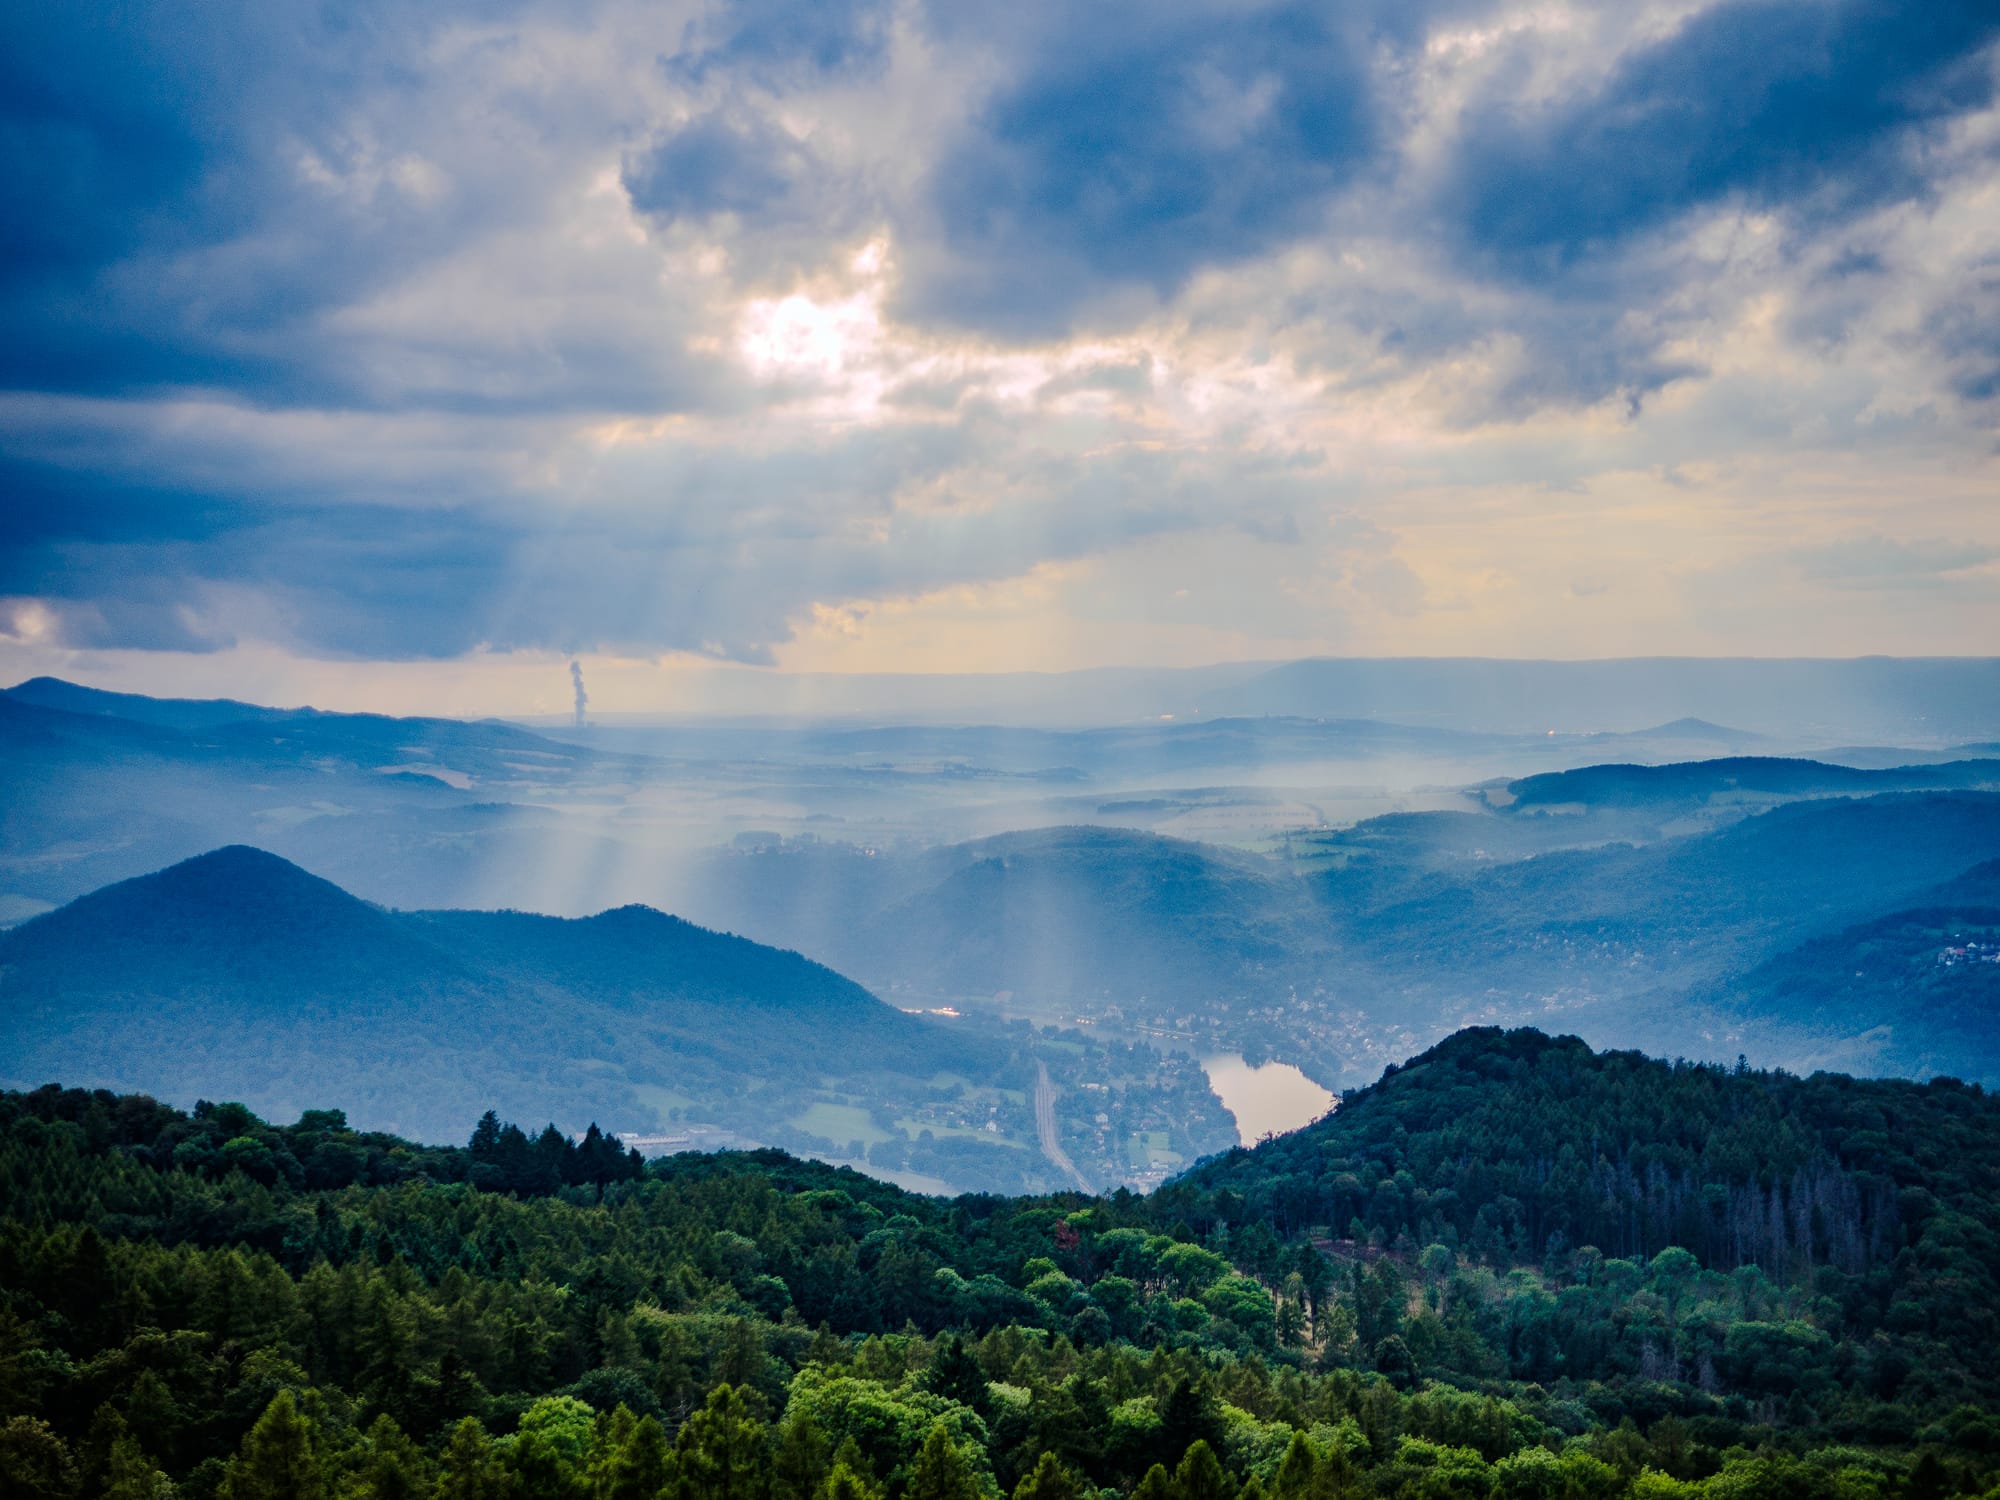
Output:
top-left (218, 1390), bottom-right (325, 1500)
top-left (906, 1423), bottom-right (984, 1500)
top-left (1132, 1462), bottom-right (1175, 1500)
top-left (1013, 1449), bottom-right (1080, 1500)
top-left (665, 1384), bottom-right (771, 1500)
top-left (102, 1430), bottom-right (174, 1500)
top-left (772, 1413), bottom-right (833, 1500)
top-left (1272, 1432), bottom-right (1316, 1500)
top-left (351, 1414), bottom-right (432, 1500)
top-left (820, 1460), bottom-right (886, 1500)
top-left (436, 1419), bottom-right (509, 1500)
top-left (598, 1411), bottom-right (671, 1500)
top-left (926, 1334), bottom-right (989, 1415)
top-left (1172, 1440), bottom-right (1230, 1500)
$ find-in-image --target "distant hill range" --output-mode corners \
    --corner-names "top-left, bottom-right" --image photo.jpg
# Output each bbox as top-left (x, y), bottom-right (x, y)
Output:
top-left (1492, 755), bottom-right (2000, 814)
top-left (8, 676), bottom-right (2000, 1101)
top-left (0, 846), bottom-right (985, 1144)
top-left (675, 790), bottom-right (2000, 1087)
top-left (1194, 656), bottom-right (2000, 741)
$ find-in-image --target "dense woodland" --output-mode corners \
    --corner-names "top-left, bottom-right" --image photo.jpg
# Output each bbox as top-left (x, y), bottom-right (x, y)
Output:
top-left (3, 1029), bottom-right (1999, 1498)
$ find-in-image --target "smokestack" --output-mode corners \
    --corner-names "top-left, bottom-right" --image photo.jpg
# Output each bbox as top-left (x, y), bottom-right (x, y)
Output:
top-left (570, 660), bottom-right (588, 730)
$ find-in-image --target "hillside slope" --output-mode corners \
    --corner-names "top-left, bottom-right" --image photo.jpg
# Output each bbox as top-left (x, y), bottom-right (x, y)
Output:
top-left (0, 847), bottom-right (994, 1148)
top-left (845, 826), bottom-right (1337, 1004)
top-left (1166, 1028), bottom-right (1999, 1316)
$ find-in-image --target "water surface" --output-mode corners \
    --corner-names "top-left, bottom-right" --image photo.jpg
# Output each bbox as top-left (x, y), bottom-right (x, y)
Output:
top-left (1203, 1055), bottom-right (1335, 1145)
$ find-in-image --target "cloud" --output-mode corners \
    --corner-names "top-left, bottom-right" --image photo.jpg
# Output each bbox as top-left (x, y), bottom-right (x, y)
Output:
top-left (910, 2), bottom-right (1386, 333)
top-left (670, 0), bottom-right (893, 83)
top-left (1792, 536), bottom-right (2000, 590)
top-left (1443, 0), bottom-right (2000, 280)
top-left (1, 0), bottom-right (1998, 673)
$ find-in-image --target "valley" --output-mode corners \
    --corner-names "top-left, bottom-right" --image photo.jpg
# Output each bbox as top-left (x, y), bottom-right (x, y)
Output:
top-left (7, 670), bottom-right (2000, 1198)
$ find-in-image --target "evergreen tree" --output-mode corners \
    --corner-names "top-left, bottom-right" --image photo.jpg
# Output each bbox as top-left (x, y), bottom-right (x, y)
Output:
top-left (102, 1430), bottom-right (174, 1500)
top-left (1272, 1432), bottom-right (1316, 1500)
top-left (906, 1423), bottom-right (984, 1500)
top-left (925, 1334), bottom-right (989, 1415)
top-left (665, 1384), bottom-right (771, 1500)
top-left (350, 1414), bottom-right (432, 1500)
top-left (1158, 1378), bottom-right (1223, 1466)
top-left (1013, 1449), bottom-right (1080, 1500)
top-left (819, 1460), bottom-right (886, 1500)
top-left (1132, 1463), bottom-right (1175, 1500)
top-left (772, 1413), bottom-right (833, 1500)
top-left (598, 1411), bottom-right (671, 1500)
top-left (1172, 1440), bottom-right (1230, 1500)
top-left (436, 1419), bottom-right (509, 1500)
top-left (218, 1390), bottom-right (325, 1500)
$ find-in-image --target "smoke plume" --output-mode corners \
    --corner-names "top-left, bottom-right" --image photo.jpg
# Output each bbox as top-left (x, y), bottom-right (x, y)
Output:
top-left (569, 660), bottom-right (588, 728)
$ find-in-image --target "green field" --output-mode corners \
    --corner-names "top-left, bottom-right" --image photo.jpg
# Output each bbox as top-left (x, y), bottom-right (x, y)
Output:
top-left (791, 1101), bottom-right (894, 1148)
top-left (1127, 1130), bottom-right (1181, 1169)
top-left (632, 1083), bottom-right (693, 1124)
top-left (895, 1116), bottom-right (1030, 1148)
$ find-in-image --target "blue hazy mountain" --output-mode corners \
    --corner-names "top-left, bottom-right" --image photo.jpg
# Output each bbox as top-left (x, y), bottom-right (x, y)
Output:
top-left (1198, 656), bottom-right (2000, 741)
top-left (5, 675), bottom-right (310, 729)
top-left (0, 846), bottom-right (989, 1146)
top-left (1492, 755), bottom-right (2000, 815)
top-left (10, 677), bottom-right (2000, 1097)
top-left (673, 791), bottom-right (2000, 1085)
top-left (855, 825), bottom-right (1336, 1005)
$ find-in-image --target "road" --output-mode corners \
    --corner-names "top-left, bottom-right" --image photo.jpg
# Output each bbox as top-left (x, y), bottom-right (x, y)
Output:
top-left (1034, 1060), bottom-right (1091, 1191)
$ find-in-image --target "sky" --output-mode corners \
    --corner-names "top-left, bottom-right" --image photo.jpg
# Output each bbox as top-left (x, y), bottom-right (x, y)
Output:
top-left (2, 0), bottom-right (1998, 716)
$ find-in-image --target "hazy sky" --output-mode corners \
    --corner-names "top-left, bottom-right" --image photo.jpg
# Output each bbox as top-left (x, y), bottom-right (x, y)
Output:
top-left (3, 0), bottom-right (1998, 714)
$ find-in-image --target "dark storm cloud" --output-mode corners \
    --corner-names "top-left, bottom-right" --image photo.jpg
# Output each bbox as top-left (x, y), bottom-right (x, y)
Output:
top-left (625, 111), bottom-right (819, 221)
top-left (0, 0), bottom-right (708, 415)
top-left (0, 0), bottom-right (435, 397)
top-left (669, 0), bottom-right (892, 82)
top-left (1445, 0), bottom-right (2000, 281)
top-left (912, 3), bottom-right (1383, 333)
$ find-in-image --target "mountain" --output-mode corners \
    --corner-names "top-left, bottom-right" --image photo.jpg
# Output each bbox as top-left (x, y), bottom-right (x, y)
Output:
top-left (1199, 656), bottom-right (2000, 740)
top-left (3, 674), bottom-right (308, 729)
top-left (0, 680), bottom-right (632, 915)
top-left (1682, 856), bottom-right (2000, 1083)
top-left (0, 847), bottom-right (996, 1150)
top-left (669, 790), bottom-right (2000, 1087)
top-left (1165, 1026), bottom-right (2000, 1292)
top-left (1492, 755), bottom-right (2000, 815)
top-left (849, 825), bottom-right (1336, 1006)
top-left (1335, 791), bottom-right (2000, 982)
top-left (672, 825), bottom-right (1337, 1012)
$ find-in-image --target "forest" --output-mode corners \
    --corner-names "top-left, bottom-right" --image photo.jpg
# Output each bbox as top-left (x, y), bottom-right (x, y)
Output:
top-left (2, 1028), bottom-right (1998, 1498)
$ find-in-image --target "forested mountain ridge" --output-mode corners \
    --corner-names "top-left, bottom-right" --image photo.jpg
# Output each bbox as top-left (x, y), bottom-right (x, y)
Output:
top-left (4, 1030), bottom-right (2000, 1499)
top-left (1164, 1027), bottom-right (2000, 1403)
